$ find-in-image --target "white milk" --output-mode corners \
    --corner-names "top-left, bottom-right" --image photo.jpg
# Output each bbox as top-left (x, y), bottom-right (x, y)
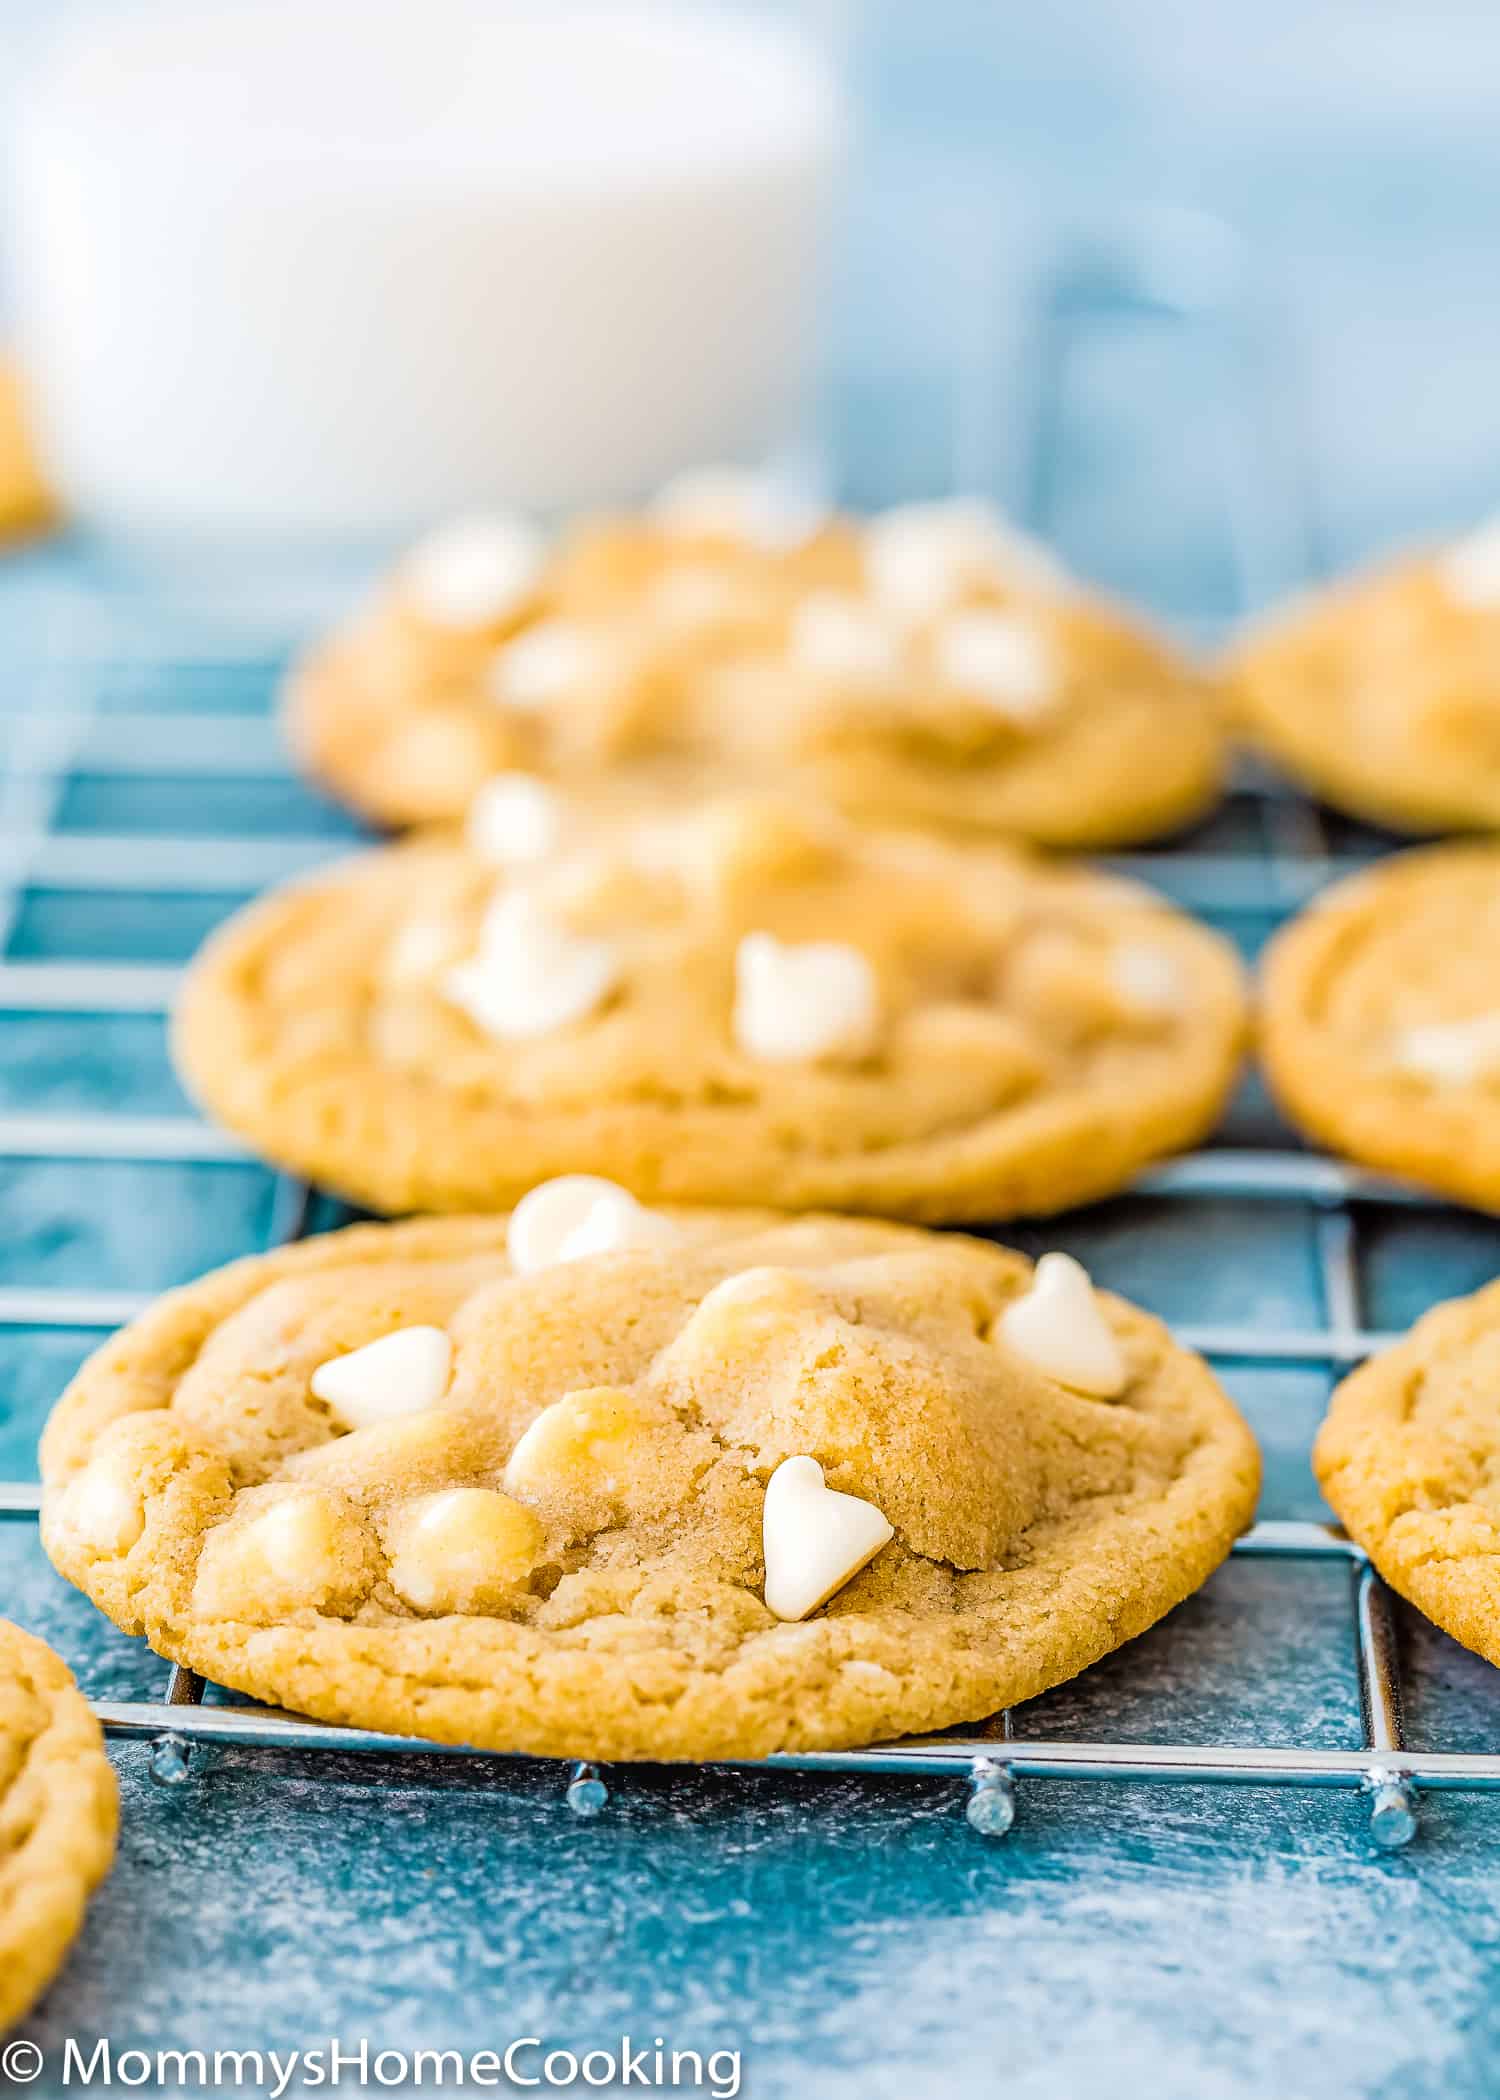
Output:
top-left (8, 0), bottom-right (842, 537)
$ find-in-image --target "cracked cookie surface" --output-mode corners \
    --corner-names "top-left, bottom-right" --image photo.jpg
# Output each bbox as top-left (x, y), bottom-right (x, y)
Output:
top-left (0, 1620), bottom-right (117, 2034)
top-left (287, 505), bottom-right (1225, 848)
top-left (172, 793), bottom-right (1247, 1221)
top-left (1261, 843), bottom-right (1500, 1211)
top-left (41, 1213), bottom-right (1260, 1761)
top-left (1316, 1279), bottom-right (1500, 1667)
top-left (1228, 547), bottom-right (1500, 833)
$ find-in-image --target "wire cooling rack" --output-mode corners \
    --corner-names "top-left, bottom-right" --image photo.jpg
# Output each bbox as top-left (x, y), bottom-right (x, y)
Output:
top-left (2, 215), bottom-right (1496, 1853)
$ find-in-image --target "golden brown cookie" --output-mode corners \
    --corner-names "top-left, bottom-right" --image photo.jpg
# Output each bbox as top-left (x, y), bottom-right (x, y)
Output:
top-left (1227, 528), bottom-right (1500, 833)
top-left (173, 790), bottom-right (1247, 1221)
top-left (286, 484), bottom-right (1226, 848)
top-left (1261, 842), bottom-right (1500, 1211)
top-left (0, 359), bottom-right (54, 543)
top-left (1316, 1279), bottom-right (1500, 1667)
top-left (0, 1620), bottom-right (117, 2034)
top-left (41, 1209), bottom-right (1260, 1761)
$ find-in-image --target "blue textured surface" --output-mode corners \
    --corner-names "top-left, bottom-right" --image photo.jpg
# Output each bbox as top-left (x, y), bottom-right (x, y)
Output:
top-left (6, 8), bottom-right (1500, 2092)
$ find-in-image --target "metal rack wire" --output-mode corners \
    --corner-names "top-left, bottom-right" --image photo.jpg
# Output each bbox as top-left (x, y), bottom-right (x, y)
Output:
top-left (2, 216), bottom-right (1494, 1851)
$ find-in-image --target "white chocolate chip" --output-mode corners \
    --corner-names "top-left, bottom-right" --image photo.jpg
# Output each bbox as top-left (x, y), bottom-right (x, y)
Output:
top-left (467, 774), bottom-right (565, 867)
top-left (1112, 944), bottom-right (1183, 1015)
top-left (508, 1175), bottom-right (627, 1272)
top-left (64, 1461), bottom-right (144, 1555)
top-left (1394, 1013), bottom-right (1500, 1086)
top-left (733, 932), bottom-right (880, 1064)
top-left (997, 1253), bottom-right (1127, 1398)
top-left (649, 466), bottom-right (824, 550)
top-left (501, 1385), bottom-right (662, 1508)
top-left (485, 620), bottom-right (596, 709)
top-left (694, 1265), bottom-right (812, 1313)
top-left (386, 1487), bottom-right (543, 1615)
top-left (865, 503), bottom-right (980, 621)
top-left (761, 1455), bottom-right (894, 1622)
top-left (310, 1326), bottom-right (454, 1431)
top-left (403, 513), bottom-right (546, 629)
top-left (935, 608), bottom-right (1058, 722)
top-left (864, 499), bottom-right (1067, 622)
top-left (446, 890), bottom-right (619, 1041)
top-left (555, 1185), bottom-right (680, 1263)
top-left (507, 1175), bottom-right (680, 1275)
top-left (247, 1503), bottom-right (342, 1579)
top-left (194, 1492), bottom-right (373, 1618)
top-left (1438, 518), bottom-right (1500, 609)
top-left (788, 591), bottom-right (902, 684)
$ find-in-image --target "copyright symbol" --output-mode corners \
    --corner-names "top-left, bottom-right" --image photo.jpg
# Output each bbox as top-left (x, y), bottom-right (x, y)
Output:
top-left (1, 2040), bottom-right (43, 2084)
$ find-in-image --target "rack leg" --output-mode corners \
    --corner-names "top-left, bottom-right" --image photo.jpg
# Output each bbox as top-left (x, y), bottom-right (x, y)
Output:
top-left (566, 1762), bottom-right (609, 1818)
top-left (1352, 1565), bottom-right (1417, 1849)
top-left (965, 1755), bottom-right (1016, 1836)
top-left (149, 1733), bottom-right (194, 1787)
top-left (1364, 1772), bottom-right (1418, 1851)
top-left (149, 1662), bottom-right (205, 1785)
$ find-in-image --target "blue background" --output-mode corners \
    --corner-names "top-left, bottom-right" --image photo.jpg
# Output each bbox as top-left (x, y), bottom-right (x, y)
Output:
top-left (5, 4), bottom-right (1500, 2095)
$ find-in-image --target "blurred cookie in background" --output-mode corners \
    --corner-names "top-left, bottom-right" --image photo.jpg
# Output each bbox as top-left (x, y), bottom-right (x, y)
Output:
top-left (1227, 520), bottom-right (1500, 833)
top-left (0, 360), bottom-right (54, 542)
top-left (1316, 1277), bottom-right (1500, 1674)
top-left (286, 474), bottom-right (1227, 850)
top-left (1261, 841), bottom-right (1500, 1210)
top-left (172, 785), bottom-right (1247, 1221)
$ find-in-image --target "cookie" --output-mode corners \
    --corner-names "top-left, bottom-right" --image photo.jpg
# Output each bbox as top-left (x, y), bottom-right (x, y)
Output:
top-left (1261, 842), bottom-right (1500, 1211)
top-left (0, 1620), bottom-right (117, 2034)
top-left (173, 789), bottom-right (1248, 1221)
top-left (1228, 525), bottom-right (1500, 833)
top-left (1316, 1279), bottom-right (1500, 1668)
top-left (0, 360), bottom-right (53, 543)
top-left (41, 1208), bottom-right (1260, 1761)
top-left (286, 478), bottom-right (1226, 848)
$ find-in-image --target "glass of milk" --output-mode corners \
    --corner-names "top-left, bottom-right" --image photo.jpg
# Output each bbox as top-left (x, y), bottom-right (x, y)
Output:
top-left (7, 0), bottom-right (845, 538)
